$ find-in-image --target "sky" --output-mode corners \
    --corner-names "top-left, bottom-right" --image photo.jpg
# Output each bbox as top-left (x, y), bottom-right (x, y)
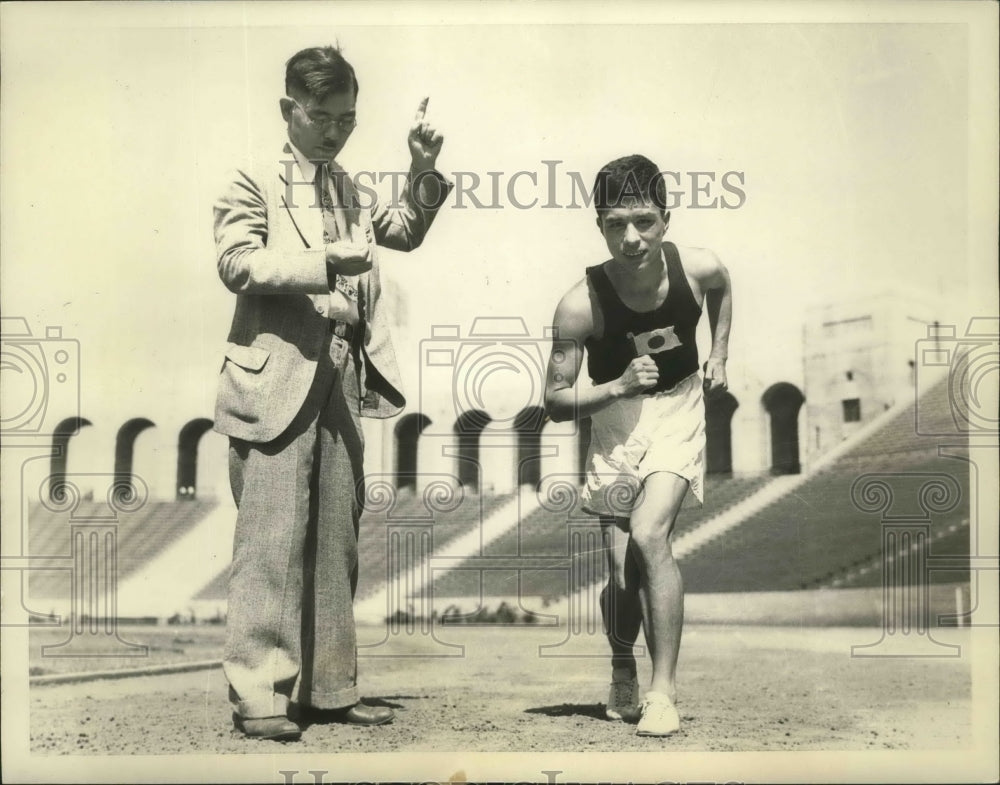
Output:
top-left (1, 1), bottom-right (996, 448)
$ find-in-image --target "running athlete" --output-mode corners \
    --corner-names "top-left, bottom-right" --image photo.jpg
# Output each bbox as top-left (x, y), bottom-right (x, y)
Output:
top-left (543, 154), bottom-right (732, 736)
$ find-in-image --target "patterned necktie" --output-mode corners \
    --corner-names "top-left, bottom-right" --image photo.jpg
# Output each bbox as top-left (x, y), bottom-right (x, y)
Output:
top-left (317, 163), bottom-right (360, 320)
top-left (317, 162), bottom-right (343, 242)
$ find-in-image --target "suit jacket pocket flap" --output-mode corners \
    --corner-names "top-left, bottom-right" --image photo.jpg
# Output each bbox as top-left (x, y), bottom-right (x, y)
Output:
top-left (225, 344), bottom-right (270, 372)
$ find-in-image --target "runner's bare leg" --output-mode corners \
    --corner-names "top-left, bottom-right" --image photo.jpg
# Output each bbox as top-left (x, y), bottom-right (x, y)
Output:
top-left (600, 520), bottom-right (643, 673)
top-left (628, 471), bottom-right (688, 701)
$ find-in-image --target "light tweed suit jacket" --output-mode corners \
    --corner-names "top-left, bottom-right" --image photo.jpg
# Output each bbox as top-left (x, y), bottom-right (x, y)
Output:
top-left (213, 142), bottom-right (450, 443)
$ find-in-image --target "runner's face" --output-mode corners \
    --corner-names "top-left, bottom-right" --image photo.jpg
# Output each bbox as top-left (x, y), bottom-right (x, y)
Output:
top-left (598, 204), bottom-right (669, 266)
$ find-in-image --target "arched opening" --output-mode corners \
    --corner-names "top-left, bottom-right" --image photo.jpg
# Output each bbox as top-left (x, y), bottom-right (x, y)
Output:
top-left (762, 383), bottom-right (805, 475)
top-left (176, 418), bottom-right (214, 500)
top-left (454, 409), bottom-right (490, 492)
top-left (393, 413), bottom-right (431, 491)
top-left (50, 417), bottom-right (92, 502)
top-left (705, 392), bottom-right (739, 475)
top-left (514, 406), bottom-right (546, 488)
top-left (114, 418), bottom-right (156, 498)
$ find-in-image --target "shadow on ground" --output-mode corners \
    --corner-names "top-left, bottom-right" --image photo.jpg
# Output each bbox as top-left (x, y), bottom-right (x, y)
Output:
top-left (524, 703), bottom-right (608, 720)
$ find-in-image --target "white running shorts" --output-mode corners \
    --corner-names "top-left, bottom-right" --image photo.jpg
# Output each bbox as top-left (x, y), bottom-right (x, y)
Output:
top-left (581, 371), bottom-right (706, 517)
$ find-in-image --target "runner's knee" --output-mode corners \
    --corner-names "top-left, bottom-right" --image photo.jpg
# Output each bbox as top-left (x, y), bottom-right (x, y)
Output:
top-left (628, 516), bottom-right (676, 561)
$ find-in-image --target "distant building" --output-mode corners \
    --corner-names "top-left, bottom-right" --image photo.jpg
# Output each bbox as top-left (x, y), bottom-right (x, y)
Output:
top-left (802, 290), bottom-right (940, 464)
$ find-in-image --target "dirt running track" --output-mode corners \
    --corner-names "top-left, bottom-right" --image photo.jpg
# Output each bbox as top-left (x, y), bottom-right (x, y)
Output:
top-left (24, 624), bottom-right (984, 782)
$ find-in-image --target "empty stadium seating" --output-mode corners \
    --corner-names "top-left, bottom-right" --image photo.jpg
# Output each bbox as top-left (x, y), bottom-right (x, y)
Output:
top-left (188, 488), bottom-right (515, 603)
top-left (430, 474), bottom-right (771, 599)
top-left (422, 375), bottom-right (971, 603)
top-left (26, 499), bottom-right (218, 600)
top-left (354, 489), bottom-right (515, 599)
top-left (23, 374), bottom-right (974, 618)
top-left (680, 375), bottom-right (971, 592)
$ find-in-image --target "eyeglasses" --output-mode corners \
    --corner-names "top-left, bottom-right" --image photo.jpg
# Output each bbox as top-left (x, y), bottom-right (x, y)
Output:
top-left (287, 97), bottom-right (357, 132)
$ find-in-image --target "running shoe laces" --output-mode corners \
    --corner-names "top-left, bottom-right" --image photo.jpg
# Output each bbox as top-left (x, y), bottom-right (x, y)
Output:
top-left (606, 676), bottom-right (641, 722)
top-left (636, 691), bottom-right (680, 736)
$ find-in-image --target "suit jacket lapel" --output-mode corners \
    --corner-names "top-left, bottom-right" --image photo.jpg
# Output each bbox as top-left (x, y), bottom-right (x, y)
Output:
top-left (277, 143), bottom-right (323, 249)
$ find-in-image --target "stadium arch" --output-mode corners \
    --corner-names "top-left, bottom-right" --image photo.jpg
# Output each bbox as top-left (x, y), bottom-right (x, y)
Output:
top-left (114, 418), bottom-right (156, 499)
top-left (705, 391), bottom-right (739, 475)
top-left (49, 417), bottom-right (93, 502)
top-left (762, 383), bottom-right (805, 475)
top-left (394, 412), bottom-right (431, 490)
top-left (176, 418), bottom-right (214, 500)
top-left (454, 409), bottom-right (490, 491)
top-left (513, 405), bottom-right (546, 488)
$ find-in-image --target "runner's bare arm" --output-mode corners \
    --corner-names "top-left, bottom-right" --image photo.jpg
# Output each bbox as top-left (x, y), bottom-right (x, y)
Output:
top-left (692, 250), bottom-right (732, 396)
top-left (544, 281), bottom-right (659, 422)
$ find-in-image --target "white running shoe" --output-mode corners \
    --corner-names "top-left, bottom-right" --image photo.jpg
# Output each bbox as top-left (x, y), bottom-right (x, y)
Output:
top-left (605, 675), bottom-right (641, 722)
top-left (636, 691), bottom-right (680, 736)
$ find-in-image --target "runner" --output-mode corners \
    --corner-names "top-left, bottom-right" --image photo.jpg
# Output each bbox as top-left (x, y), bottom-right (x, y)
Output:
top-left (544, 154), bottom-right (733, 736)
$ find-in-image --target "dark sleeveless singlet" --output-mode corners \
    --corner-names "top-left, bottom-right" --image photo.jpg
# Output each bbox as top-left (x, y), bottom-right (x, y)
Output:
top-left (585, 242), bottom-right (702, 394)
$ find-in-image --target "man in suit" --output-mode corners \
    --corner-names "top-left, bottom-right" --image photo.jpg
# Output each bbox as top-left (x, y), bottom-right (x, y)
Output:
top-left (213, 45), bottom-right (451, 741)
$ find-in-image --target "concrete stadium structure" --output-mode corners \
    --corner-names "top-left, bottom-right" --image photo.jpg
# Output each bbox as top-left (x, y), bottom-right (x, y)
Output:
top-left (7, 293), bottom-right (987, 629)
top-left (10, 290), bottom-right (942, 501)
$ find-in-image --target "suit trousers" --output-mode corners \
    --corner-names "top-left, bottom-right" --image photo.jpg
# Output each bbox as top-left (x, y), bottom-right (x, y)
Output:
top-left (224, 328), bottom-right (365, 719)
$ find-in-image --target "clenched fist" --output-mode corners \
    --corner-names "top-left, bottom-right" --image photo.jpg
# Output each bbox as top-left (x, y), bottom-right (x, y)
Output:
top-left (615, 356), bottom-right (659, 398)
top-left (325, 240), bottom-right (372, 276)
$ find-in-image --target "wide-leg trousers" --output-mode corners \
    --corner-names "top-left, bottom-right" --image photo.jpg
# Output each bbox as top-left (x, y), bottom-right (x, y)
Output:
top-left (223, 330), bottom-right (365, 719)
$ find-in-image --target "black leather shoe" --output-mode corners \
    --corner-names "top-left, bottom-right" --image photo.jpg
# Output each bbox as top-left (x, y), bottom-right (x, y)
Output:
top-left (233, 712), bottom-right (302, 741)
top-left (299, 702), bottom-right (394, 726)
top-left (339, 702), bottom-right (394, 726)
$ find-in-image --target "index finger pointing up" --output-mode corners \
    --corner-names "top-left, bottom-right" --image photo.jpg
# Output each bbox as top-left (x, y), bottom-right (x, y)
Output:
top-left (414, 96), bottom-right (429, 120)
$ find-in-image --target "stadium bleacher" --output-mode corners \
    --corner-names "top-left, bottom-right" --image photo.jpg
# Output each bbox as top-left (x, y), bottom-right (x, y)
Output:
top-left (831, 518), bottom-right (971, 589)
top-left (424, 375), bottom-right (971, 602)
top-left (680, 375), bottom-right (970, 592)
top-left (26, 499), bottom-right (217, 600)
top-left (430, 474), bottom-right (771, 599)
top-left (354, 489), bottom-right (515, 599)
top-left (25, 373), bottom-right (973, 617)
top-left (189, 488), bottom-right (515, 602)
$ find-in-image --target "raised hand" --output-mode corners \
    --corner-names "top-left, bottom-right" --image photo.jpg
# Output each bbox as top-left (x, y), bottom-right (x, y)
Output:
top-left (408, 96), bottom-right (444, 172)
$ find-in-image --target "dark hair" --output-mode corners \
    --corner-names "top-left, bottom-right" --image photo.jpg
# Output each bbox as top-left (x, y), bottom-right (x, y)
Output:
top-left (285, 46), bottom-right (358, 100)
top-left (593, 154), bottom-right (667, 215)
